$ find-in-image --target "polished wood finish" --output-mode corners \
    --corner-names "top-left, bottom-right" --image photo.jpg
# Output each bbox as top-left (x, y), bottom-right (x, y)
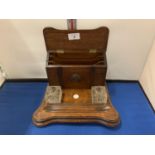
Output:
top-left (47, 65), bottom-right (106, 89)
top-left (33, 27), bottom-right (120, 127)
top-left (45, 27), bottom-right (108, 89)
top-left (33, 88), bottom-right (120, 127)
top-left (43, 27), bottom-right (109, 50)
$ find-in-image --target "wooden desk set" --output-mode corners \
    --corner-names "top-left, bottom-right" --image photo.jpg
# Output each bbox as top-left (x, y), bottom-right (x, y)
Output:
top-left (33, 27), bottom-right (120, 127)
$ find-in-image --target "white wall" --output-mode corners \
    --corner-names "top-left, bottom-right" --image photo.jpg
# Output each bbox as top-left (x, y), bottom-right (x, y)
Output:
top-left (140, 40), bottom-right (155, 110)
top-left (0, 19), bottom-right (155, 79)
top-left (0, 65), bottom-right (6, 86)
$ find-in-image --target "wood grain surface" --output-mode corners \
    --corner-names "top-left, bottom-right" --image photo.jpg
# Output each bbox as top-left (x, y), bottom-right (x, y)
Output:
top-left (33, 88), bottom-right (120, 127)
top-left (32, 27), bottom-right (120, 127)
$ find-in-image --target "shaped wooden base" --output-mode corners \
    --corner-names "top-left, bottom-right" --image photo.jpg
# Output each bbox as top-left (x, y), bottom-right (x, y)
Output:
top-left (32, 86), bottom-right (120, 127)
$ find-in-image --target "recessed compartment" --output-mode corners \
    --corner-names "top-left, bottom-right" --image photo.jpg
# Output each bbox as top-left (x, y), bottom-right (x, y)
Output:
top-left (44, 27), bottom-right (108, 89)
top-left (47, 54), bottom-right (106, 88)
top-left (47, 50), bottom-right (106, 65)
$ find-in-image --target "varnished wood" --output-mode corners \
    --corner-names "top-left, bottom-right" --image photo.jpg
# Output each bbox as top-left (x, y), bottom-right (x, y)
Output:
top-left (33, 88), bottom-right (120, 127)
top-left (43, 27), bottom-right (109, 50)
top-left (47, 65), bottom-right (106, 89)
top-left (45, 27), bottom-right (108, 89)
top-left (32, 27), bottom-right (120, 127)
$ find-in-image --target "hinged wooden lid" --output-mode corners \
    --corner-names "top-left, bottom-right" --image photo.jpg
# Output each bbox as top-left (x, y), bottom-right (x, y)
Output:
top-left (43, 27), bottom-right (109, 53)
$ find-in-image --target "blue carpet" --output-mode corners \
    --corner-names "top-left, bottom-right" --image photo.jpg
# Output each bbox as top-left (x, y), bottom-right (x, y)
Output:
top-left (0, 81), bottom-right (154, 135)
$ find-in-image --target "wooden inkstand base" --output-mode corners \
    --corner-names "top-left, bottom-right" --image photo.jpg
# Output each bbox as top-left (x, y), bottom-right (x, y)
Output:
top-left (32, 27), bottom-right (120, 127)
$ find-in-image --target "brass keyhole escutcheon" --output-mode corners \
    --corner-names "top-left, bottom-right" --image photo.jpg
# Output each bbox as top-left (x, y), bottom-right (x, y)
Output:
top-left (71, 73), bottom-right (81, 82)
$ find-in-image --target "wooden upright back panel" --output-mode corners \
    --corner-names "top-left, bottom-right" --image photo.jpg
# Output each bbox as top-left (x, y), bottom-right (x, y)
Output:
top-left (43, 27), bottom-right (109, 51)
top-left (44, 27), bottom-right (109, 88)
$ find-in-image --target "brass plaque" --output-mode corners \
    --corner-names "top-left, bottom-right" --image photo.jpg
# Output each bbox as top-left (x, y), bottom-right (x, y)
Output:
top-left (89, 49), bottom-right (97, 53)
